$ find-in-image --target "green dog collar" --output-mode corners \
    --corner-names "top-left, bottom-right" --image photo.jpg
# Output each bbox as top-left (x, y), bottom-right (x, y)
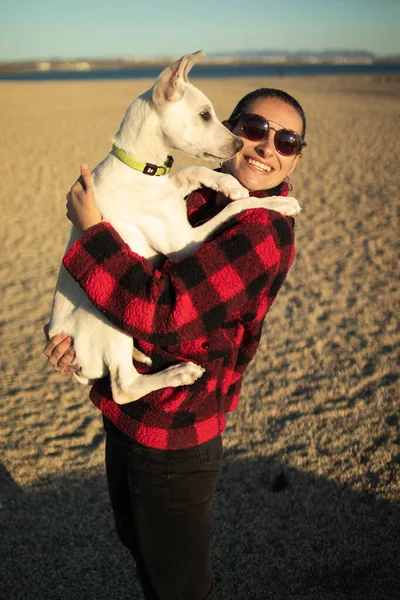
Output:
top-left (111, 144), bottom-right (173, 176)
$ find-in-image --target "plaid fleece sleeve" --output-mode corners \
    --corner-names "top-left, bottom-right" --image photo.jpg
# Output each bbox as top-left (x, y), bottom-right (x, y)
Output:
top-left (63, 209), bottom-right (294, 345)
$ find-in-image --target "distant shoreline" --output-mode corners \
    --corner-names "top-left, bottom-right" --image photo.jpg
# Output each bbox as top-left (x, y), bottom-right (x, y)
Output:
top-left (1, 56), bottom-right (399, 75)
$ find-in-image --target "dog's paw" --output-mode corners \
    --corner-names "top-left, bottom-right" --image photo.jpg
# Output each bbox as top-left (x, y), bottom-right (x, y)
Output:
top-left (264, 196), bottom-right (302, 216)
top-left (163, 362), bottom-right (205, 387)
top-left (281, 197), bottom-right (302, 216)
top-left (215, 174), bottom-right (250, 200)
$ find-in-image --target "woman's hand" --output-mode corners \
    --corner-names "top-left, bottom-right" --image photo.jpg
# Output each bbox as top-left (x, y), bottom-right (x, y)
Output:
top-left (43, 324), bottom-right (80, 375)
top-left (66, 164), bottom-right (102, 233)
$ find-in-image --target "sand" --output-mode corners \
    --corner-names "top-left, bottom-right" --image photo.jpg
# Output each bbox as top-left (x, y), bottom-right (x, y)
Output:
top-left (0, 75), bottom-right (399, 600)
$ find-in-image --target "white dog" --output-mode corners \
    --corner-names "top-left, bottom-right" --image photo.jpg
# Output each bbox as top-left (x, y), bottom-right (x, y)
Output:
top-left (48, 51), bottom-right (300, 404)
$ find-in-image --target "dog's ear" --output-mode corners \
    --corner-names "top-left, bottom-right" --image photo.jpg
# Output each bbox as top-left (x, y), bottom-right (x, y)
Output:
top-left (176, 51), bottom-right (205, 82)
top-left (152, 51), bottom-right (205, 105)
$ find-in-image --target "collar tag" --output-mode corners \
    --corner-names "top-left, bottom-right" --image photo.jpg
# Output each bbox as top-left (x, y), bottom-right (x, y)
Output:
top-left (143, 163), bottom-right (158, 176)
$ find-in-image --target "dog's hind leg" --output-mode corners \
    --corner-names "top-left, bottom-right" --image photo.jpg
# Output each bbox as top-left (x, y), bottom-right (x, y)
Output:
top-left (110, 360), bottom-right (205, 404)
top-left (98, 329), bottom-right (203, 403)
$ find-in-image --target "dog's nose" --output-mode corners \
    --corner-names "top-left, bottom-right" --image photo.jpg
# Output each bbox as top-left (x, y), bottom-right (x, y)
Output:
top-left (234, 138), bottom-right (244, 152)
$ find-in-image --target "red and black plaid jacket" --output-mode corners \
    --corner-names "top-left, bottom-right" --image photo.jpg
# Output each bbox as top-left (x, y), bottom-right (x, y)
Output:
top-left (63, 182), bottom-right (295, 450)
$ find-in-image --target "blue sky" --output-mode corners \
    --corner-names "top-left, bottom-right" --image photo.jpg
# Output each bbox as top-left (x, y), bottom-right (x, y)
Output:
top-left (0, 0), bottom-right (399, 62)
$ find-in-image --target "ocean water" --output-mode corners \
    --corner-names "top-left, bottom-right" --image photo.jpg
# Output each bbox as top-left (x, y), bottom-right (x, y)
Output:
top-left (1, 62), bottom-right (399, 81)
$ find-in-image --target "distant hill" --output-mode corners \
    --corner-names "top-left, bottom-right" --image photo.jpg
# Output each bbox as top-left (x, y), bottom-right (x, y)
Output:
top-left (209, 50), bottom-right (390, 59)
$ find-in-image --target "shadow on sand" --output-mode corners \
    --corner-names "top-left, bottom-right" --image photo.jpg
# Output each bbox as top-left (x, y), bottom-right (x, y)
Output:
top-left (1, 452), bottom-right (399, 600)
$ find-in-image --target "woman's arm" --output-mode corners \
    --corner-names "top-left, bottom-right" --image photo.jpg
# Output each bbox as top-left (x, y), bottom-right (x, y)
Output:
top-left (64, 217), bottom-right (294, 345)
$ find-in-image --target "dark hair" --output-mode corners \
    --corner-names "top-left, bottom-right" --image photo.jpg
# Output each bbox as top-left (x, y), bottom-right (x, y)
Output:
top-left (228, 88), bottom-right (306, 140)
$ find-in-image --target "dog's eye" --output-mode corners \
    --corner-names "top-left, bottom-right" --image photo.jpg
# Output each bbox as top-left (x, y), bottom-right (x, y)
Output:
top-left (200, 111), bottom-right (211, 121)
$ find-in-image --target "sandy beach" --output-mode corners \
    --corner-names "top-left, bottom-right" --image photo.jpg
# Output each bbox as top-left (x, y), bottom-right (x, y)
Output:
top-left (1, 74), bottom-right (399, 599)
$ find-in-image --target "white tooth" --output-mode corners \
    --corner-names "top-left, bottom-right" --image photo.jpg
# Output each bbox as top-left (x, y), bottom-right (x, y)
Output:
top-left (248, 158), bottom-right (272, 172)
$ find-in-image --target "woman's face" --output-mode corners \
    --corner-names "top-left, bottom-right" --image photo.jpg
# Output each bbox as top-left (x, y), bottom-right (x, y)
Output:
top-left (223, 96), bottom-right (304, 191)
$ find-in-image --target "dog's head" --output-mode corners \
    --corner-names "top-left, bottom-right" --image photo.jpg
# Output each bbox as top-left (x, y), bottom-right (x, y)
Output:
top-left (151, 51), bottom-right (243, 161)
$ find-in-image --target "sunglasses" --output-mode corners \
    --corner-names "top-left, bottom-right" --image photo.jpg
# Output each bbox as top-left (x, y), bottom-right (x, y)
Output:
top-left (233, 112), bottom-right (306, 156)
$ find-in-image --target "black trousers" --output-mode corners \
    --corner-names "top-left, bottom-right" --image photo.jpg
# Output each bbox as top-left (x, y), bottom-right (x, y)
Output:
top-left (104, 418), bottom-right (222, 600)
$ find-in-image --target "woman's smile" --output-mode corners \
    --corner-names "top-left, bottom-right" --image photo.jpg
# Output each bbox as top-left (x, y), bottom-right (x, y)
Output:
top-left (244, 156), bottom-right (274, 173)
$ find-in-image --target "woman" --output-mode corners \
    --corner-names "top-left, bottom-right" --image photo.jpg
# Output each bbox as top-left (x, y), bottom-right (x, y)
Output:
top-left (45, 88), bottom-right (306, 600)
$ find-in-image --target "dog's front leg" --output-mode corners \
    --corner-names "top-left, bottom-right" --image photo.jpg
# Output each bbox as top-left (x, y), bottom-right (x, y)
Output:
top-left (172, 166), bottom-right (249, 200)
top-left (167, 195), bottom-right (301, 260)
top-left (189, 195), bottom-right (301, 251)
